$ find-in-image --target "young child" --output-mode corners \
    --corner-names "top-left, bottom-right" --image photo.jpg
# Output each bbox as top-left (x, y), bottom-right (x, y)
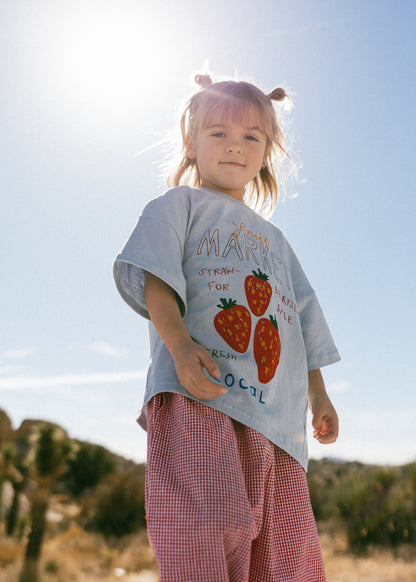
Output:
top-left (114, 74), bottom-right (340, 582)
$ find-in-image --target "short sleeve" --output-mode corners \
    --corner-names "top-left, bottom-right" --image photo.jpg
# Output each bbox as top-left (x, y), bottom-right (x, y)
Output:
top-left (298, 293), bottom-right (340, 370)
top-left (285, 241), bottom-right (340, 371)
top-left (113, 188), bottom-right (190, 319)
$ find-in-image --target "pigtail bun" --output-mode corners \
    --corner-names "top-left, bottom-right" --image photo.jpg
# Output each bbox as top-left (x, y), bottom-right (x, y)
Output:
top-left (195, 74), bottom-right (213, 88)
top-left (268, 87), bottom-right (286, 102)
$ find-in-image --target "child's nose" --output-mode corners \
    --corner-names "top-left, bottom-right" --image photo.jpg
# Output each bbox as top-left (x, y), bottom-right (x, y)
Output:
top-left (226, 141), bottom-right (243, 153)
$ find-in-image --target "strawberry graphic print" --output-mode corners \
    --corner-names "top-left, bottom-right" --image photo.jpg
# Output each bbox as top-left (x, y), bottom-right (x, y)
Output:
top-left (214, 298), bottom-right (252, 353)
top-left (244, 269), bottom-right (272, 317)
top-left (253, 316), bottom-right (281, 383)
top-left (214, 270), bottom-right (282, 383)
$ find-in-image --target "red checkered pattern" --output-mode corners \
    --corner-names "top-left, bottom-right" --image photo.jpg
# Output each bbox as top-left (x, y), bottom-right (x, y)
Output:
top-left (145, 393), bottom-right (326, 582)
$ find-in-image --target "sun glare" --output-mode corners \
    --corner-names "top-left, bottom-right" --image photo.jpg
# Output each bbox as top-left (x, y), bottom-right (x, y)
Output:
top-left (17, 2), bottom-right (182, 135)
top-left (61, 10), bottom-right (160, 109)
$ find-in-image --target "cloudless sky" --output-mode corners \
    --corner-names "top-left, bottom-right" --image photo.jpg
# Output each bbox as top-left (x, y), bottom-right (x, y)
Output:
top-left (1, 0), bottom-right (415, 466)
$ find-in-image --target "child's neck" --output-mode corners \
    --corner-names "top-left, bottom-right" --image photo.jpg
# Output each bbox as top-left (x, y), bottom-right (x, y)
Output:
top-left (199, 180), bottom-right (246, 203)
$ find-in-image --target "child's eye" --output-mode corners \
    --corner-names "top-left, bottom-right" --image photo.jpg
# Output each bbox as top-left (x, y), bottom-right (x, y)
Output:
top-left (212, 132), bottom-right (225, 138)
top-left (245, 135), bottom-right (259, 142)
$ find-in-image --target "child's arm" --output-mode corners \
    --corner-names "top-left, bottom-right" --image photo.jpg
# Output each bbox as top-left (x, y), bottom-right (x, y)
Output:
top-left (144, 272), bottom-right (227, 400)
top-left (308, 368), bottom-right (339, 444)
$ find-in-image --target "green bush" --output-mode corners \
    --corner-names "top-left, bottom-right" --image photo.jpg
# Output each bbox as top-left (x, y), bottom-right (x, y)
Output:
top-left (66, 441), bottom-right (115, 496)
top-left (307, 459), bottom-right (342, 521)
top-left (87, 465), bottom-right (146, 537)
top-left (45, 560), bottom-right (59, 574)
top-left (334, 465), bottom-right (416, 553)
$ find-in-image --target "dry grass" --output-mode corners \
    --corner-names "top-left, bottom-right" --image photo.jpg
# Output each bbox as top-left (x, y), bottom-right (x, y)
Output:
top-left (0, 527), bottom-right (158, 582)
top-left (0, 536), bottom-right (23, 567)
top-left (321, 530), bottom-right (416, 582)
top-left (1, 525), bottom-right (416, 581)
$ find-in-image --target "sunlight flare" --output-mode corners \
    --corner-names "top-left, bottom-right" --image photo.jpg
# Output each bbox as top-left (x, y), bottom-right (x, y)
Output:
top-left (15, 1), bottom-right (182, 132)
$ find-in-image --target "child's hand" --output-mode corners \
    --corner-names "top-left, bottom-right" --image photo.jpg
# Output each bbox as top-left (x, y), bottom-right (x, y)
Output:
top-left (308, 369), bottom-right (339, 444)
top-left (310, 393), bottom-right (339, 444)
top-left (171, 338), bottom-right (227, 400)
top-left (144, 272), bottom-right (226, 400)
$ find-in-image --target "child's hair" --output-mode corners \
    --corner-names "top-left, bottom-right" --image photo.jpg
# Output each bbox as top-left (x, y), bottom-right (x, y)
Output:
top-left (169, 74), bottom-right (291, 214)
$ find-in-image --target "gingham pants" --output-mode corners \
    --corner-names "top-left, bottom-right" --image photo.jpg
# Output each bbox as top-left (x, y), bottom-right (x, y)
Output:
top-left (145, 393), bottom-right (326, 582)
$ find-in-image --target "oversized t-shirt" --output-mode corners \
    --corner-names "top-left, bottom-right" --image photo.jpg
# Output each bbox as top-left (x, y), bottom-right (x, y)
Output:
top-left (113, 186), bottom-right (340, 469)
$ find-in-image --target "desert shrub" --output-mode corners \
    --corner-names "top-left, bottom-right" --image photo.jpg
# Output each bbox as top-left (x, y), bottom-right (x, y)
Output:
top-left (334, 465), bottom-right (416, 553)
top-left (65, 441), bottom-right (115, 496)
top-left (87, 465), bottom-right (146, 537)
top-left (307, 459), bottom-right (342, 521)
top-left (45, 559), bottom-right (59, 574)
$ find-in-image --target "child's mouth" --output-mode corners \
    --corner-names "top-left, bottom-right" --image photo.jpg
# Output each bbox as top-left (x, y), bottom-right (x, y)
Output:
top-left (220, 161), bottom-right (245, 167)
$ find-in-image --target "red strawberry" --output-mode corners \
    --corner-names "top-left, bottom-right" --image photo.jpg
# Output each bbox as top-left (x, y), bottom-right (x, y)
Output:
top-left (214, 298), bottom-right (252, 353)
top-left (245, 269), bottom-right (272, 316)
top-left (254, 315), bottom-right (281, 383)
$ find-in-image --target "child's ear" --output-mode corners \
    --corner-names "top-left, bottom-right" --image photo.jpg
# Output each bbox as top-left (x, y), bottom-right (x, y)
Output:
top-left (186, 135), bottom-right (196, 159)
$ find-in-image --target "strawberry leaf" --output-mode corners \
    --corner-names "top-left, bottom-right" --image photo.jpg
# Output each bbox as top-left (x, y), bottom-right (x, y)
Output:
top-left (252, 269), bottom-right (269, 281)
top-left (217, 298), bottom-right (238, 310)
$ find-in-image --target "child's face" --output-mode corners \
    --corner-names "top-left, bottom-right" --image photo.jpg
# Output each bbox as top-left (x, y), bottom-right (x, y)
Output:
top-left (186, 105), bottom-right (267, 202)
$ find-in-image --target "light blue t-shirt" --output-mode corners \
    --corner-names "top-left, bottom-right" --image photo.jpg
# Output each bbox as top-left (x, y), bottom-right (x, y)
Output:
top-left (113, 186), bottom-right (340, 469)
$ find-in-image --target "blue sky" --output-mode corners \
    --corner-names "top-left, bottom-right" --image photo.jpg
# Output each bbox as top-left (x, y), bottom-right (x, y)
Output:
top-left (1, 0), bottom-right (415, 466)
